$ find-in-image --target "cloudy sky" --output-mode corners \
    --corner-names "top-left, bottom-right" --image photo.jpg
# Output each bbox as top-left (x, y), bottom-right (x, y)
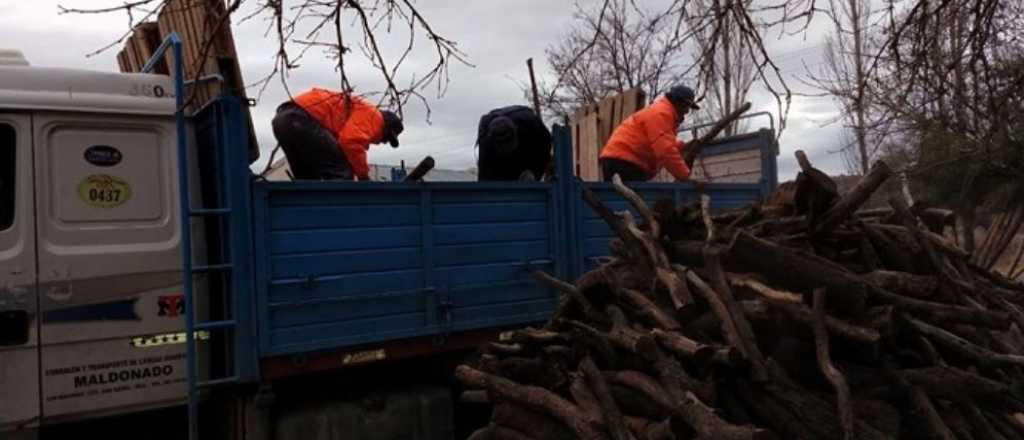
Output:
top-left (0, 0), bottom-right (849, 180)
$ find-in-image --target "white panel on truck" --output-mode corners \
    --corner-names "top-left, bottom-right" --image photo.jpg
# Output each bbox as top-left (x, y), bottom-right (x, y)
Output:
top-left (32, 111), bottom-right (188, 421)
top-left (0, 114), bottom-right (39, 432)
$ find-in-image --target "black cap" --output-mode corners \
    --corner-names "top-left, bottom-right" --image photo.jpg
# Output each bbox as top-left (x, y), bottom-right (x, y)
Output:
top-left (381, 110), bottom-right (403, 148)
top-left (486, 116), bottom-right (518, 154)
top-left (666, 85), bottom-right (700, 109)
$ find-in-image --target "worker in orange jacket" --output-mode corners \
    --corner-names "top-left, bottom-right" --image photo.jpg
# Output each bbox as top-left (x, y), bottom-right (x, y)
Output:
top-left (272, 88), bottom-right (404, 180)
top-left (598, 85), bottom-right (700, 182)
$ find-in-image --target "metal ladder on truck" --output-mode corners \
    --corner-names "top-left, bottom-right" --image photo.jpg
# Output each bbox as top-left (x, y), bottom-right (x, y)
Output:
top-left (143, 33), bottom-right (257, 440)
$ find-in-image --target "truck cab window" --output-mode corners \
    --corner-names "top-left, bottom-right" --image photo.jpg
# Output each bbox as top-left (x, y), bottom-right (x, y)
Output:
top-left (0, 124), bottom-right (13, 231)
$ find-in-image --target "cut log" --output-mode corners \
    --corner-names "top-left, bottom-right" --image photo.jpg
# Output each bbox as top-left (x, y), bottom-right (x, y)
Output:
top-left (813, 160), bottom-right (892, 237)
top-left (580, 357), bottom-right (634, 440)
top-left (727, 232), bottom-right (868, 314)
top-left (462, 390), bottom-right (491, 405)
top-left (455, 366), bottom-right (605, 440)
top-left (755, 300), bottom-right (881, 348)
top-left (905, 317), bottom-right (1024, 367)
top-left (651, 328), bottom-right (744, 368)
top-left (621, 289), bottom-right (681, 330)
top-left (705, 250), bottom-right (769, 381)
top-left (492, 403), bottom-right (577, 440)
top-left (862, 270), bottom-right (940, 300)
top-left (899, 366), bottom-right (1009, 401)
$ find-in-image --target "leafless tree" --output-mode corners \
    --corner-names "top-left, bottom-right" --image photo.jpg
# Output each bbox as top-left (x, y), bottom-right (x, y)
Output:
top-left (687, 0), bottom-right (757, 135)
top-left (864, 0), bottom-right (1024, 252)
top-left (59, 0), bottom-right (469, 119)
top-left (805, 0), bottom-right (875, 174)
top-left (535, 0), bottom-right (691, 120)
top-left (536, 0), bottom-right (792, 127)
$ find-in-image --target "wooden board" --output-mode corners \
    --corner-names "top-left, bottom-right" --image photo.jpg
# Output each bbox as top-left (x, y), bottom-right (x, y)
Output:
top-left (569, 88), bottom-right (647, 181)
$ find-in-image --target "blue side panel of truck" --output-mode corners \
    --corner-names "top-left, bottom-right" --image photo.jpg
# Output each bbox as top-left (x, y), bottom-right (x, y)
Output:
top-left (253, 182), bottom-right (565, 357)
top-left (184, 95), bottom-right (778, 373)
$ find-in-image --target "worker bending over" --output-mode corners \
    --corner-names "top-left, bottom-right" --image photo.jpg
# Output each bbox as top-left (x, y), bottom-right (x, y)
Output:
top-left (272, 88), bottom-right (404, 181)
top-left (476, 105), bottom-right (552, 181)
top-left (598, 85), bottom-right (700, 182)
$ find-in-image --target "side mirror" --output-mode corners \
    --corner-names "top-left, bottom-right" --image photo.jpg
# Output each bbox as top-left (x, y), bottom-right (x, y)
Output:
top-left (0, 310), bottom-right (30, 346)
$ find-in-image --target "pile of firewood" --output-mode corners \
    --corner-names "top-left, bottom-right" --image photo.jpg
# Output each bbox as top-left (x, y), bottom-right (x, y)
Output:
top-left (457, 152), bottom-right (1024, 440)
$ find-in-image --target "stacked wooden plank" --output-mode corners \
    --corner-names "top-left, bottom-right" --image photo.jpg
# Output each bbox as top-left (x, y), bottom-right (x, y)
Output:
top-left (459, 153), bottom-right (1024, 440)
top-left (570, 89), bottom-right (646, 181)
top-left (116, 0), bottom-right (259, 162)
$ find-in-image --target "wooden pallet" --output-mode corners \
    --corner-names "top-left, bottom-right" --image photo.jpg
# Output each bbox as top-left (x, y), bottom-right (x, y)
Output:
top-left (116, 0), bottom-right (259, 162)
top-left (568, 88), bottom-right (646, 181)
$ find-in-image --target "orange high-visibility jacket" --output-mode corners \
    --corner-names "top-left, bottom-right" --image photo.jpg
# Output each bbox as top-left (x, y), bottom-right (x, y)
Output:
top-left (599, 96), bottom-right (691, 180)
top-left (294, 88), bottom-right (385, 179)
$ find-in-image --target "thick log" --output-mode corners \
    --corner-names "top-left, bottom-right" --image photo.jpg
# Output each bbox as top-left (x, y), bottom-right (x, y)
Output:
top-left (454, 366), bottom-right (606, 440)
top-left (870, 287), bottom-right (1011, 330)
top-left (906, 317), bottom-right (1024, 367)
top-left (986, 413), bottom-right (1024, 440)
top-left (621, 289), bottom-right (681, 330)
top-left (728, 232), bottom-right (868, 314)
top-left (402, 155), bottom-right (435, 181)
top-left (741, 380), bottom-right (893, 440)
top-left (609, 384), bottom-right (671, 420)
top-left (861, 223), bottom-right (918, 273)
top-left (674, 390), bottom-right (778, 440)
top-left (943, 408), bottom-right (978, 440)
top-left (603, 371), bottom-right (674, 415)
top-left (900, 367), bottom-right (1010, 402)
top-left (571, 375), bottom-right (603, 417)
top-left (859, 234), bottom-right (884, 272)
top-left (492, 403), bottom-right (576, 440)
top-left (757, 300), bottom-right (882, 348)
top-left (461, 390), bottom-right (490, 404)
top-left (813, 160), bottom-right (893, 237)
top-left (558, 319), bottom-right (619, 367)
top-left (812, 289), bottom-right (854, 440)
top-left (705, 250), bottom-right (769, 381)
top-left (580, 357), bottom-right (634, 440)
top-left (908, 386), bottom-right (957, 440)
top-left (890, 196), bottom-right (970, 290)
top-left (480, 355), bottom-right (567, 390)
top-left (604, 306), bottom-right (659, 359)
top-left (651, 328), bottom-right (744, 368)
top-left (863, 270), bottom-right (940, 300)
top-left (683, 268), bottom-right (753, 366)
top-left (794, 150), bottom-right (840, 225)
top-left (650, 346), bottom-right (717, 404)
top-left (959, 402), bottom-right (1008, 440)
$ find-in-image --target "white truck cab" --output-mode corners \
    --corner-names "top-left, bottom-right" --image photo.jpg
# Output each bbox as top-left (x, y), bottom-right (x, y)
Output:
top-left (0, 50), bottom-right (193, 435)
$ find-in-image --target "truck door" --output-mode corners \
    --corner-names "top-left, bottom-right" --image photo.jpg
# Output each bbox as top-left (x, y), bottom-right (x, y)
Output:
top-left (31, 111), bottom-right (186, 421)
top-left (0, 113), bottom-right (40, 432)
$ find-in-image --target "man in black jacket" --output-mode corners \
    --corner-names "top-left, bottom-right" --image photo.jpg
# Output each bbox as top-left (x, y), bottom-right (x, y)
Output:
top-left (476, 106), bottom-right (552, 181)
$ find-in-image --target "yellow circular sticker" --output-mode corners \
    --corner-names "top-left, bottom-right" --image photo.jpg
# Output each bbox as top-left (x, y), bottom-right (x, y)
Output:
top-left (78, 174), bottom-right (132, 208)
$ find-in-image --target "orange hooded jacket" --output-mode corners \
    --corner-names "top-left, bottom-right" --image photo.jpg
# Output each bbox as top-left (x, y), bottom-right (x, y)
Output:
top-left (293, 88), bottom-right (385, 180)
top-left (598, 96), bottom-right (691, 181)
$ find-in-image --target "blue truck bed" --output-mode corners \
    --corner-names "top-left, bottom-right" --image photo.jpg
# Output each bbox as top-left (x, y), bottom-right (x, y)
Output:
top-left (192, 97), bottom-right (778, 382)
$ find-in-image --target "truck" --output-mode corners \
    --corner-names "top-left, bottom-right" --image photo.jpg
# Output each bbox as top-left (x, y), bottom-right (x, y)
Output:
top-left (0, 35), bottom-right (778, 439)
